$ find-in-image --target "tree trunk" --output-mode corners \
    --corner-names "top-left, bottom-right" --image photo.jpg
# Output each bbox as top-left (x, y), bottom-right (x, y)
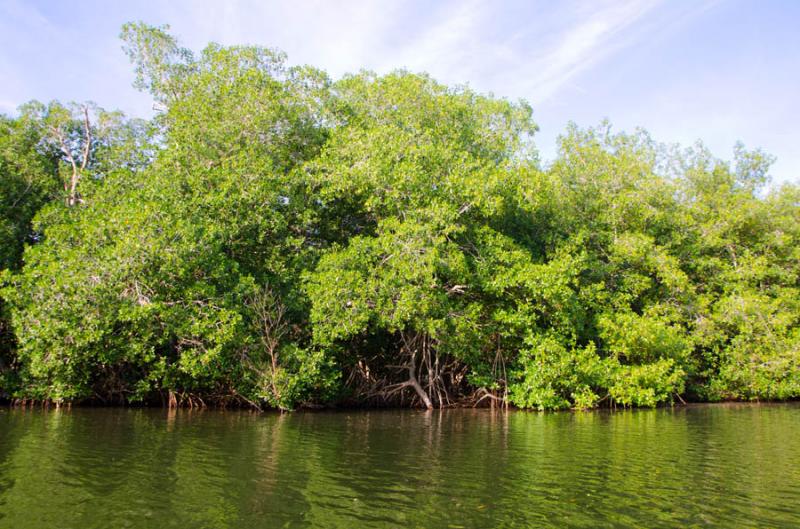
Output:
top-left (407, 350), bottom-right (433, 409)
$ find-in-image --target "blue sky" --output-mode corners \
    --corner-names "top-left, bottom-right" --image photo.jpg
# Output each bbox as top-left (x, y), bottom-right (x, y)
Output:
top-left (1, 0), bottom-right (798, 183)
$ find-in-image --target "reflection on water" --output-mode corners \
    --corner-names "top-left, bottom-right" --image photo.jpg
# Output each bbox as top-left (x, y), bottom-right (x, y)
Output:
top-left (0, 404), bottom-right (799, 528)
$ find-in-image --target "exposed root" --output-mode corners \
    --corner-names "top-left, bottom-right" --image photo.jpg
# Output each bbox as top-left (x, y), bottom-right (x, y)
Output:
top-left (347, 330), bottom-right (470, 409)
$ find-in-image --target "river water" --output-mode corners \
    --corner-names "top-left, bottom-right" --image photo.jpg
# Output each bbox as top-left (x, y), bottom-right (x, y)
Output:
top-left (0, 404), bottom-right (798, 528)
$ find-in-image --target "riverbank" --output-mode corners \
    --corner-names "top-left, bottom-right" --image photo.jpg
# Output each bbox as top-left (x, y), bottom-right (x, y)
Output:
top-left (2, 395), bottom-right (798, 413)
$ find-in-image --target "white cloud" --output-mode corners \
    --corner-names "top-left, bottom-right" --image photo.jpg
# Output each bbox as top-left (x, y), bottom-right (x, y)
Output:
top-left (1, 0), bottom-right (794, 182)
top-left (520, 1), bottom-right (661, 102)
top-left (142, 0), bottom-right (667, 103)
top-left (381, 0), bottom-right (489, 79)
top-left (153, 0), bottom-right (409, 77)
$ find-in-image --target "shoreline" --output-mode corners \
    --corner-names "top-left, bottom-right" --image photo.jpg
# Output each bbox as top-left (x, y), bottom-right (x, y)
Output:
top-left (3, 398), bottom-right (798, 415)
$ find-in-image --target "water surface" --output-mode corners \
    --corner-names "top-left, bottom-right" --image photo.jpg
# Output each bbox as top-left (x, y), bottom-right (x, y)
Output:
top-left (1, 404), bottom-right (798, 528)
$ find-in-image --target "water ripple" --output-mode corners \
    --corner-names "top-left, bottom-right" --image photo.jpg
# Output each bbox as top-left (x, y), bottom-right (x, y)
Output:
top-left (0, 404), bottom-right (799, 528)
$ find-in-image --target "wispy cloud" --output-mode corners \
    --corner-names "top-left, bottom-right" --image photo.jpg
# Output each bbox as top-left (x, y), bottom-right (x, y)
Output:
top-left (515, 1), bottom-right (662, 102)
top-left (1, 0), bottom-right (795, 183)
top-left (2, 0), bottom-right (679, 105)
top-left (380, 0), bottom-right (489, 80)
top-left (157, 0), bottom-right (410, 77)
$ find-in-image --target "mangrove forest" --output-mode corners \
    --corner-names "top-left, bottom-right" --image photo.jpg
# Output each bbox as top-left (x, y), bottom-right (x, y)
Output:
top-left (1, 23), bottom-right (798, 411)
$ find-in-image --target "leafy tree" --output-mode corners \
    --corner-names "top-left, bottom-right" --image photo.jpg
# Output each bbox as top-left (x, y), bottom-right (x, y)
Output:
top-left (0, 111), bottom-right (61, 396)
top-left (3, 24), bottom-right (335, 407)
top-left (305, 71), bottom-right (543, 408)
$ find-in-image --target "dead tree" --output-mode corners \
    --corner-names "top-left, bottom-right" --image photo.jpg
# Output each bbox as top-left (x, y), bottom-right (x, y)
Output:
top-left (245, 285), bottom-right (289, 406)
top-left (45, 104), bottom-right (93, 207)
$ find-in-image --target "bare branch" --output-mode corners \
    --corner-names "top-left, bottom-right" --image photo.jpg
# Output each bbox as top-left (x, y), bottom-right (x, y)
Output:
top-left (80, 104), bottom-right (92, 171)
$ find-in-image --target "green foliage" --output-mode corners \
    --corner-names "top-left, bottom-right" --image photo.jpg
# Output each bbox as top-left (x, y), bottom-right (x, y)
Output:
top-left (0, 113), bottom-right (60, 270)
top-left (2, 24), bottom-right (334, 405)
top-left (1, 24), bottom-right (798, 410)
top-left (0, 111), bottom-right (61, 397)
top-left (509, 336), bottom-right (605, 410)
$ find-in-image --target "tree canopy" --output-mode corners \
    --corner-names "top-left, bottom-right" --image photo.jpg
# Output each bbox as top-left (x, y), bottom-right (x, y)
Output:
top-left (1, 24), bottom-right (797, 410)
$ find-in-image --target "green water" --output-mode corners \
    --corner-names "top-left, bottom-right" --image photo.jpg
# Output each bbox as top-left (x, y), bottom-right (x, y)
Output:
top-left (0, 405), bottom-right (798, 528)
